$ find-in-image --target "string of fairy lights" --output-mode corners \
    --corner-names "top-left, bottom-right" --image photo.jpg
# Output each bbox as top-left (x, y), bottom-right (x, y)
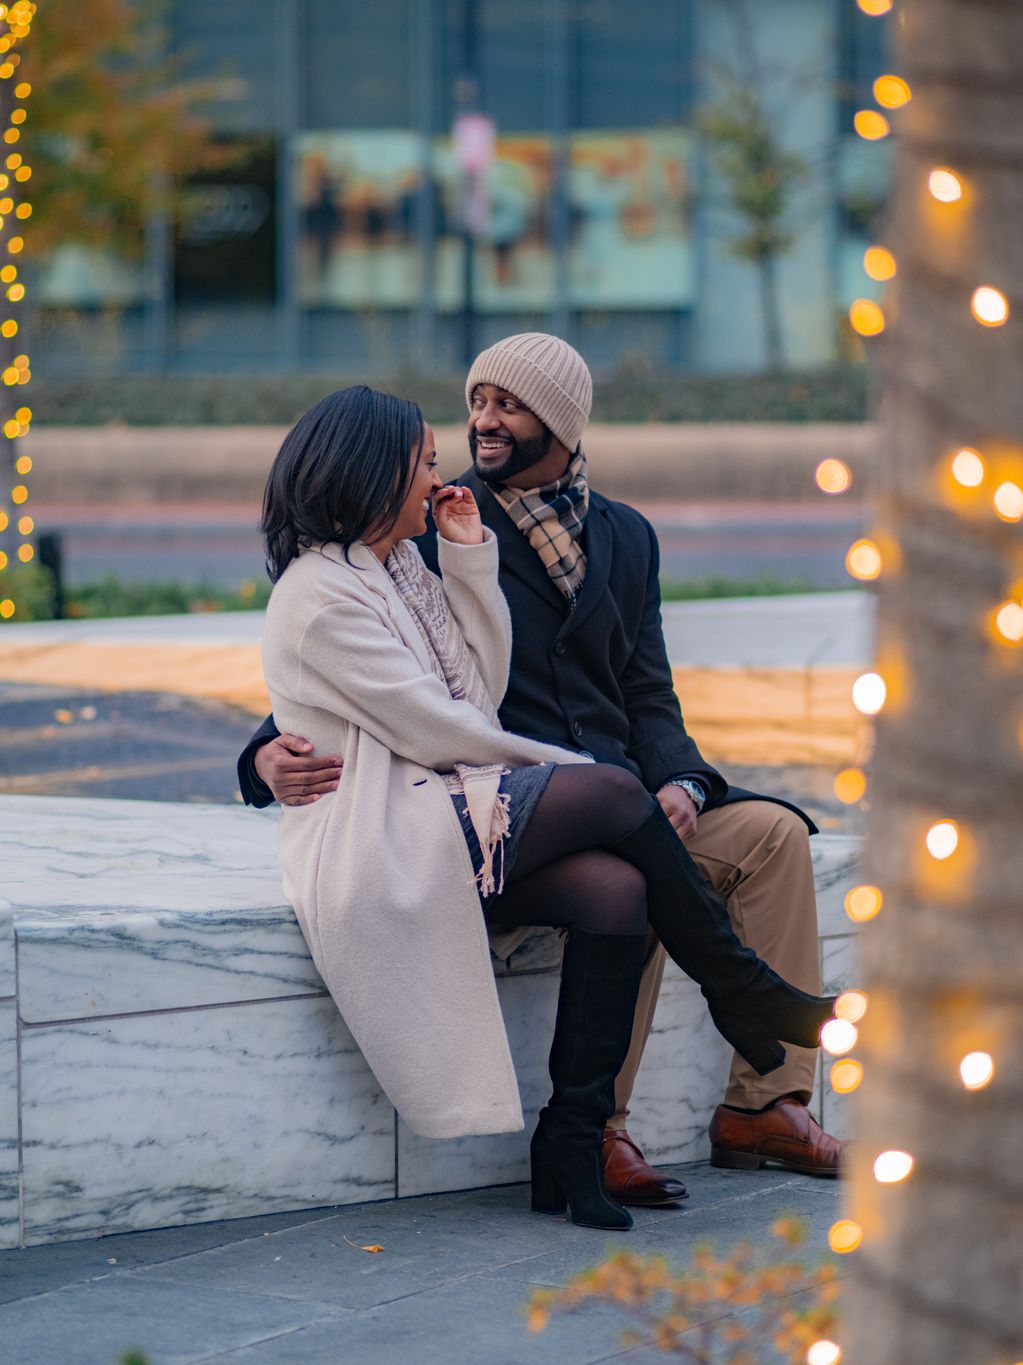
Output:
top-left (805, 3), bottom-right (1013, 1362)
top-left (0, 0), bottom-right (34, 622)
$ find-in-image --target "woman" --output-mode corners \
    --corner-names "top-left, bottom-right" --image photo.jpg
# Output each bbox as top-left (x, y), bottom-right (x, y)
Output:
top-left (261, 386), bottom-right (835, 1231)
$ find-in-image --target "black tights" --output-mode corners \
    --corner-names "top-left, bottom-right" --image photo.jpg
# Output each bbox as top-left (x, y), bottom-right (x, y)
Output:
top-left (485, 764), bottom-right (662, 938)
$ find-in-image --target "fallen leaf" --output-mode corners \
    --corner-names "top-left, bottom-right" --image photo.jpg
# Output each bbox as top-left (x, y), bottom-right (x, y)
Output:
top-left (342, 1235), bottom-right (384, 1253)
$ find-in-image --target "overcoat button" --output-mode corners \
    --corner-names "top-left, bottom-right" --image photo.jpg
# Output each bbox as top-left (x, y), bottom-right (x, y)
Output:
top-left (572, 720), bottom-right (583, 737)
top-left (554, 641), bottom-right (566, 656)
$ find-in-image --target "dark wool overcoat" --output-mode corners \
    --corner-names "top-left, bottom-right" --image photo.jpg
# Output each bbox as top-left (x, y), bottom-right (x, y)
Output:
top-left (239, 468), bottom-right (815, 834)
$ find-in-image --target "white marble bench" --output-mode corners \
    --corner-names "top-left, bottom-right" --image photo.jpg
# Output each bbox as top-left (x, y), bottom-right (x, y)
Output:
top-left (0, 795), bottom-right (864, 1248)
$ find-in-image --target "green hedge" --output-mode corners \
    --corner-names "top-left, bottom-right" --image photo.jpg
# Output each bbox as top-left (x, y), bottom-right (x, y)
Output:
top-left (31, 364), bottom-right (868, 426)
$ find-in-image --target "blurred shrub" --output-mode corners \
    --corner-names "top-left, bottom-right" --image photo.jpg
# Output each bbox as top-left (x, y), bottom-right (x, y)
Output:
top-left (0, 564), bottom-right (60, 620)
top-left (31, 365), bottom-right (868, 426)
top-left (0, 568), bottom-right (270, 622)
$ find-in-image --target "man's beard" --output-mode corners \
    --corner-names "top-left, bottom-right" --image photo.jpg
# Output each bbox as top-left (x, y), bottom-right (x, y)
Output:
top-left (469, 426), bottom-right (553, 485)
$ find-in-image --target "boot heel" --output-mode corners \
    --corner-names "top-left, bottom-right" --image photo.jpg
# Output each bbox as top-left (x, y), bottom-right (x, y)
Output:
top-left (530, 1166), bottom-right (567, 1215)
top-left (711, 1145), bottom-right (765, 1171)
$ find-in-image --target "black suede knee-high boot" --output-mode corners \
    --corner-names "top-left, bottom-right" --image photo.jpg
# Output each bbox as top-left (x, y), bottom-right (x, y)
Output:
top-left (609, 805), bottom-right (836, 1077)
top-left (530, 929), bottom-right (648, 1230)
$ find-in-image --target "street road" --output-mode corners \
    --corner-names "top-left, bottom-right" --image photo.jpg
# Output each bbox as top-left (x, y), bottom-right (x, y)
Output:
top-left (31, 498), bottom-right (866, 590)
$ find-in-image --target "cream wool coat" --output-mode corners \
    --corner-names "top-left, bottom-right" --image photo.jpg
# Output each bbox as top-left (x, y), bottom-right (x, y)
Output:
top-left (262, 530), bottom-right (588, 1139)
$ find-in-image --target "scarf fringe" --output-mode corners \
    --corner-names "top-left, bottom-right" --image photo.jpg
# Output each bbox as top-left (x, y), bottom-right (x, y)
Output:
top-left (476, 790), bottom-right (511, 898)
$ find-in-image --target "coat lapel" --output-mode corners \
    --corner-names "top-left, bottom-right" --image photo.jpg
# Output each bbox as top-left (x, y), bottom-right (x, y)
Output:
top-left (557, 500), bottom-right (612, 641)
top-left (462, 468), bottom-right (568, 613)
top-left (319, 541), bottom-right (437, 676)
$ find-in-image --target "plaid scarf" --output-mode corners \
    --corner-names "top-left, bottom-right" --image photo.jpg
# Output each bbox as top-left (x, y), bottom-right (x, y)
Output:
top-left (491, 450), bottom-right (589, 604)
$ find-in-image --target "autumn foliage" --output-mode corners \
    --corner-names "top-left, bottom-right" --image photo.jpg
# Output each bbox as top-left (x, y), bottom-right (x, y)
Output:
top-left (526, 1217), bottom-right (840, 1363)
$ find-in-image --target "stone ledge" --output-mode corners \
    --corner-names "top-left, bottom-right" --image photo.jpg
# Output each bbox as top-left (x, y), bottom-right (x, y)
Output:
top-left (0, 796), bottom-right (864, 1248)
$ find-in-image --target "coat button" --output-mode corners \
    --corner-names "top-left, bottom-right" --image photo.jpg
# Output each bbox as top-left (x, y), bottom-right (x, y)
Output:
top-left (554, 641), bottom-right (566, 656)
top-left (579, 750), bottom-right (594, 760)
top-left (573, 720), bottom-right (583, 737)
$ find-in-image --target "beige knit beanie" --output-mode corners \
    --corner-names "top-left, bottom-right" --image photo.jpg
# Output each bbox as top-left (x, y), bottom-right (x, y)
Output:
top-left (465, 333), bottom-right (592, 453)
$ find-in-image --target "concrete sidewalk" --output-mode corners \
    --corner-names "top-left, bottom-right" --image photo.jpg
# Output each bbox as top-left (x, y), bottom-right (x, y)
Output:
top-left (0, 1162), bottom-right (844, 1365)
top-left (0, 592), bottom-right (875, 766)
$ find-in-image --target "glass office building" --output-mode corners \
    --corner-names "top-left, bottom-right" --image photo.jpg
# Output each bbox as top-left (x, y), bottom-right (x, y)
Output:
top-left (37, 0), bottom-right (890, 376)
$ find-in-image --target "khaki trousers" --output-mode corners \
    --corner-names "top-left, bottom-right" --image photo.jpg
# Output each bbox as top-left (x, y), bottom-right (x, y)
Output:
top-left (609, 800), bottom-right (821, 1125)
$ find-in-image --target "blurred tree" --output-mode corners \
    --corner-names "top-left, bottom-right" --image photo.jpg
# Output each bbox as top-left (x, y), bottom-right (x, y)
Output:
top-left (844, 2), bottom-right (1023, 1363)
top-left (0, 0), bottom-right (223, 604)
top-left (698, 0), bottom-right (811, 372)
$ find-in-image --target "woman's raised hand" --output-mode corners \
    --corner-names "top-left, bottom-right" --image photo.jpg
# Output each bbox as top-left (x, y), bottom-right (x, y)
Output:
top-left (433, 485), bottom-right (484, 545)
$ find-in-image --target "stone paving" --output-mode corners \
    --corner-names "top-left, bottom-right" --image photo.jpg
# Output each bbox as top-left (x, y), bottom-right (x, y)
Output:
top-left (0, 1162), bottom-right (845, 1365)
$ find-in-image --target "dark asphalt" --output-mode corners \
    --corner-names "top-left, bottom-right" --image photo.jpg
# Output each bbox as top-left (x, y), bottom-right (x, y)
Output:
top-left (0, 683), bottom-right (256, 804)
top-left (0, 680), bottom-right (863, 837)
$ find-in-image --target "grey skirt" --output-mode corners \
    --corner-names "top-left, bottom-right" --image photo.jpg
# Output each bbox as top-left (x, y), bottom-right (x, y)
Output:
top-left (451, 763), bottom-right (555, 907)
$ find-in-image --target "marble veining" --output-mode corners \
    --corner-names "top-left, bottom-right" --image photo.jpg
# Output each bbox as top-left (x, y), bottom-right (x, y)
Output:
top-left (0, 794), bottom-right (865, 1245)
top-left (19, 995), bottom-right (395, 1244)
top-left (0, 897), bottom-right (14, 999)
top-left (0, 796), bottom-right (330, 1021)
top-left (0, 1001), bottom-right (18, 1249)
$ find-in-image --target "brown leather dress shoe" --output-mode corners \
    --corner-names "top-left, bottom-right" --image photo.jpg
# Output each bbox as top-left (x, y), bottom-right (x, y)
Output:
top-left (709, 1097), bottom-right (845, 1177)
top-left (601, 1128), bottom-right (689, 1206)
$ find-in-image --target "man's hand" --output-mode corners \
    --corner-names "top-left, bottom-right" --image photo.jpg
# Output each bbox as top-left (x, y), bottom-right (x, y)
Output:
top-left (253, 734), bottom-right (343, 807)
top-left (656, 783), bottom-right (698, 841)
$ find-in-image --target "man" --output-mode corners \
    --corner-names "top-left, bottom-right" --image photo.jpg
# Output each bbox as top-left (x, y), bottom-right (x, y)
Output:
top-left (238, 333), bottom-right (844, 1202)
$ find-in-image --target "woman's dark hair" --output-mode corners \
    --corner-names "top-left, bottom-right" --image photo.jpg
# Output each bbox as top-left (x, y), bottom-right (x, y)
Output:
top-left (261, 385), bottom-right (425, 581)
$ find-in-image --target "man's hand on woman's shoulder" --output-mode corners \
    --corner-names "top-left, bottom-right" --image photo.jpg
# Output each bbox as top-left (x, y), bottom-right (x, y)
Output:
top-left (254, 733), bottom-right (344, 806)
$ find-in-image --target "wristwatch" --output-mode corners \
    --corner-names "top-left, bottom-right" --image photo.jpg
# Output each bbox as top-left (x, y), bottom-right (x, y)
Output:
top-left (666, 778), bottom-right (706, 814)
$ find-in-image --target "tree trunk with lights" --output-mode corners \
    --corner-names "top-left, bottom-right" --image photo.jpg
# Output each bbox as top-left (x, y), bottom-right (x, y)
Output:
top-left (0, 2), bottom-right (32, 593)
top-left (845, 3), bottom-right (1023, 1363)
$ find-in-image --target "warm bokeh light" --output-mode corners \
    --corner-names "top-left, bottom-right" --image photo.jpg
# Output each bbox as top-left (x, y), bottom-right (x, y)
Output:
top-left (835, 990), bottom-right (869, 1024)
top-left (821, 1018), bottom-right (858, 1055)
top-left (815, 458), bottom-right (853, 494)
top-left (959, 1052), bottom-right (995, 1090)
top-left (845, 538), bottom-right (882, 581)
top-left (0, 511), bottom-right (7, 532)
top-left (873, 1150), bottom-right (914, 1184)
top-left (0, 599), bottom-right (15, 620)
top-left (863, 245), bottom-right (896, 281)
top-left (7, 283), bottom-right (24, 300)
top-left (14, 454), bottom-right (29, 473)
top-left (833, 768), bottom-right (867, 804)
top-left (0, 318), bottom-right (15, 337)
top-left (10, 482), bottom-right (26, 504)
top-left (925, 820), bottom-right (959, 860)
top-left (852, 672), bottom-right (886, 715)
top-left (971, 286), bottom-right (1009, 326)
top-left (849, 299), bottom-right (885, 336)
top-left (16, 514), bottom-right (31, 534)
top-left (845, 884), bottom-right (882, 922)
top-left (951, 447), bottom-right (985, 487)
top-left (873, 74), bottom-right (911, 109)
top-left (15, 404), bottom-right (30, 421)
top-left (994, 481), bottom-right (1023, 522)
top-left (807, 1342), bottom-right (842, 1365)
top-left (853, 109), bottom-right (890, 141)
top-left (2, 417), bottom-right (16, 437)
top-left (830, 1058), bottom-right (864, 1094)
top-left (994, 602), bottom-right (1023, 643)
top-left (857, 0), bottom-right (891, 10)
top-left (16, 542), bottom-right (32, 562)
top-left (928, 168), bottom-right (963, 203)
top-left (828, 1220), bottom-right (863, 1254)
